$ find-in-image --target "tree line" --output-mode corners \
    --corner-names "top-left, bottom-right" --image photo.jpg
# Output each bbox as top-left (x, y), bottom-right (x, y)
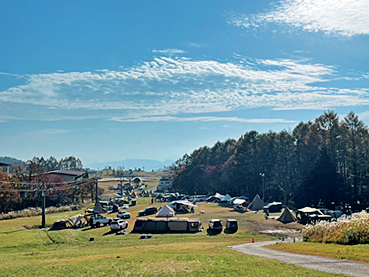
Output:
top-left (0, 156), bottom-right (94, 213)
top-left (171, 111), bottom-right (369, 210)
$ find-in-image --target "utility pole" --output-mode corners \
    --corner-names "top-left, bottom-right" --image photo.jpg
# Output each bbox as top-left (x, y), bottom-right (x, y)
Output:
top-left (260, 173), bottom-right (265, 202)
top-left (41, 189), bottom-right (46, 228)
top-left (95, 178), bottom-right (99, 203)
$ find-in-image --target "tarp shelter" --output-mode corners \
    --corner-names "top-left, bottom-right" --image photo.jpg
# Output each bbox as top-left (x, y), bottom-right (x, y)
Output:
top-left (248, 194), bottom-right (265, 211)
top-left (157, 205), bottom-right (175, 217)
top-left (170, 200), bottom-right (198, 208)
top-left (238, 196), bottom-right (249, 201)
top-left (277, 208), bottom-right (297, 224)
top-left (220, 194), bottom-right (232, 203)
top-left (297, 207), bottom-right (324, 215)
top-left (93, 202), bottom-right (106, 214)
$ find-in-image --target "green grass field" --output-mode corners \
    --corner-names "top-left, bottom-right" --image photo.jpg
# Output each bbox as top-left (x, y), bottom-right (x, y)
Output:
top-left (0, 198), bottom-right (346, 276)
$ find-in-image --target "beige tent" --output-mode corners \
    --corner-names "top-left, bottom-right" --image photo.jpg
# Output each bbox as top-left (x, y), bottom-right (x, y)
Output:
top-left (297, 207), bottom-right (323, 215)
top-left (247, 194), bottom-right (265, 211)
top-left (157, 205), bottom-right (175, 217)
top-left (68, 214), bottom-right (86, 226)
top-left (277, 207), bottom-right (297, 224)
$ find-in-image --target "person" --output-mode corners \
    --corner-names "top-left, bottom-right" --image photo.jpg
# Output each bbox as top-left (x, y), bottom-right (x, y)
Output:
top-left (265, 209), bottom-right (269, 220)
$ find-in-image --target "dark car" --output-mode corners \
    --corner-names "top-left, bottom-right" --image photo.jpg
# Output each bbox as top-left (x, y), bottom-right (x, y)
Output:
top-left (138, 206), bottom-right (158, 216)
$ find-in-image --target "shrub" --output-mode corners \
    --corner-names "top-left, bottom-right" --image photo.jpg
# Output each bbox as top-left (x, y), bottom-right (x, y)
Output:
top-left (303, 211), bottom-right (369, 245)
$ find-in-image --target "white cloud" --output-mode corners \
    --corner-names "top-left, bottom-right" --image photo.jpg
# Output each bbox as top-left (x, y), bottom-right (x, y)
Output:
top-left (228, 0), bottom-right (369, 37)
top-left (152, 48), bottom-right (186, 55)
top-left (0, 56), bottom-right (368, 121)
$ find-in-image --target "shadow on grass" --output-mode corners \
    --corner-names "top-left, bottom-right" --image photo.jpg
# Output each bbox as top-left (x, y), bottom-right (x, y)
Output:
top-left (206, 228), bottom-right (222, 236)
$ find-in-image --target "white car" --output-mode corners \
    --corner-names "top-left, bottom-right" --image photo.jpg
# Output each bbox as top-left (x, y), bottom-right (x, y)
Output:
top-left (110, 219), bottom-right (128, 231)
top-left (90, 215), bottom-right (113, 228)
top-left (117, 210), bottom-right (131, 219)
top-left (121, 204), bottom-right (129, 209)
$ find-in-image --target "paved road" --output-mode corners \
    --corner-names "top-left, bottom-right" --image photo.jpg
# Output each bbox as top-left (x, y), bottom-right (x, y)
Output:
top-left (230, 239), bottom-right (369, 277)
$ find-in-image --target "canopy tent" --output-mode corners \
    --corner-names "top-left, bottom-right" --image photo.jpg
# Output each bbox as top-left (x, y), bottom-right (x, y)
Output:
top-left (157, 205), bottom-right (175, 217)
top-left (93, 202), bottom-right (106, 214)
top-left (277, 208), bottom-right (297, 224)
top-left (247, 194), bottom-right (265, 211)
top-left (237, 196), bottom-right (249, 201)
top-left (220, 194), bottom-right (232, 202)
top-left (297, 207), bottom-right (324, 215)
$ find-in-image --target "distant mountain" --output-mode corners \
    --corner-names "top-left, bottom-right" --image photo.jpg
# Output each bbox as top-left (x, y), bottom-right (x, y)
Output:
top-left (0, 156), bottom-right (26, 168)
top-left (85, 159), bottom-right (175, 171)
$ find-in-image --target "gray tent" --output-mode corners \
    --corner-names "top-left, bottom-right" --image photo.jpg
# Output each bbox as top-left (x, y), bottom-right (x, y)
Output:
top-left (93, 202), bottom-right (106, 214)
top-left (69, 214), bottom-right (86, 226)
top-left (247, 194), bottom-right (265, 211)
top-left (277, 207), bottom-right (297, 224)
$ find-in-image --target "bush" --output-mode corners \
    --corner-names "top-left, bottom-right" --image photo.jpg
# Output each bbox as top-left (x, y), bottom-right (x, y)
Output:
top-left (303, 211), bottom-right (369, 244)
top-left (0, 204), bottom-right (82, 221)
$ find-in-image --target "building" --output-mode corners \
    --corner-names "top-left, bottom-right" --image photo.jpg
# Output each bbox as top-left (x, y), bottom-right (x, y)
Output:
top-left (0, 162), bottom-right (11, 175)
top-left (157, 175), bottom-right (173, 192)
top-left (45, 170), bottom-right (86, 182)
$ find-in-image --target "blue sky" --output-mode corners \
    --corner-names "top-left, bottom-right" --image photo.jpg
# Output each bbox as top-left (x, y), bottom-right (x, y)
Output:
top-left (1, 0), bottom-right (369, 166)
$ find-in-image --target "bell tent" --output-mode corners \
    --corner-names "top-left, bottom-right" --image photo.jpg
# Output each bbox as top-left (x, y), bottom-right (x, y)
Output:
top-left (277, 207), bottom-right (297, 224)
top-left (157, 205), bottom-right (175, 217)
top-left (247, 194), bottom-right (265, 211)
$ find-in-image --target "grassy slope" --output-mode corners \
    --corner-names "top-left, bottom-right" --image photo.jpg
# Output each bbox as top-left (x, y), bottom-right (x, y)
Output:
top-left (0, 191), bottom-right (343, 276)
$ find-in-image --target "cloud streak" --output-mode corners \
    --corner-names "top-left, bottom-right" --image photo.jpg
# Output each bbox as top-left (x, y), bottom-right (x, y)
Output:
top-left (0, 56), bottom-right (368, 122)
top-left (228, 0), bottom-right (369, 37)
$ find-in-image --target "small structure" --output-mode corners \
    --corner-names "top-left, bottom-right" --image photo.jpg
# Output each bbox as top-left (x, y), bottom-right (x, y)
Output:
top-left (156, 205), bottom-right (175, 217)
top-left (132, 217), bottom-right (203, 233)
top-left (247, 194), bottom-right (265, 211)
top-left (277, 208), bottom-right (297, 224)
top-left (296, 207), bottom-right (331, 224)
top-left (0, 162), bottom-right (11, 175)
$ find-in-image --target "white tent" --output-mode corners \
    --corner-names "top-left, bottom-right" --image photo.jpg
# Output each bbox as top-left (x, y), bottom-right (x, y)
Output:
top-left (214, 192), bottom-right (225, 199)
top-left (233, 199), bottom-right (246, 205)
top-left (247, 194), bottom-right (265, 211)
top-left (157, 205), bottom-right (175, 217)
top-left (277, 207), bottom-right (297, 224)
top-left (170, 200), bottom-right (198, 207)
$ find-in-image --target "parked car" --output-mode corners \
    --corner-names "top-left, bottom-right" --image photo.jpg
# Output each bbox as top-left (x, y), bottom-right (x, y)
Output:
top-left (121, 204), bottom-right (129, 209)
top-left (89, 215), bottom-right (113, 228)
top-left (110, 219), bottom-right (128, 231)
top-left (225, 219), bottom-right (238, 232)
top-left (209, 219), bottom-right (223, 231)
top-left (117, 210), bottom-right (131, 219)
top-left (138, 206), bottom-right (158, 216)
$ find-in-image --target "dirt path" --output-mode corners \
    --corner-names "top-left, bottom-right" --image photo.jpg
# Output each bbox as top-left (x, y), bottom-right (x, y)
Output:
top-left (230, 239), bottom-right (369, 277)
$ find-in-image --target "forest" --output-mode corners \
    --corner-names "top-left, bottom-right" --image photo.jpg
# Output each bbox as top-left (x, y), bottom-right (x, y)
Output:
top-left (171, 111), bottom-right (369, 210)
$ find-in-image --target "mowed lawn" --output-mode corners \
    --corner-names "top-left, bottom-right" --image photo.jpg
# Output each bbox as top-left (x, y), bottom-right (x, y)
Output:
top-left (0, 201), bottom-right (343, 277)
top-left (268, 241), bottom-right (369, 264)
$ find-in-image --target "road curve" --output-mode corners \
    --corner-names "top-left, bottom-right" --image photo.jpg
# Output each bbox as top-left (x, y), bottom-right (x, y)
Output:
top-left (230, 239), bottom-right (369, 277)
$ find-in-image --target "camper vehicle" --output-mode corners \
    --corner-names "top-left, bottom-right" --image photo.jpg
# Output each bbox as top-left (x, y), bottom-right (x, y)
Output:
top-left (90, 215), bottom-right (113, 228)
top-left (138, 207), bottom-right (158, 216)
top-left (225, 219), bottom-right (238, 232)
top-left (263, 202), bottom-right (283, 213)
top-left (209, 219), bottom-right (223, 231)
top-left (133, 217), bottom-right (203, 233)
top-left (110, 219), bottom-right (128, 231)
top-left (117, 210), bottom-right (131, 219)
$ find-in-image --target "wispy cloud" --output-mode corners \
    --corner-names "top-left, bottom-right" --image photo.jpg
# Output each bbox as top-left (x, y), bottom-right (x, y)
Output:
top-left (228, 0), bottom-right (369, 37)
top-left (152, 48), bottom-right (186, 55)
top-left (0, 56), bottom-right (368, 122)
top-left (110, 116), bottom-right (298, 123)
